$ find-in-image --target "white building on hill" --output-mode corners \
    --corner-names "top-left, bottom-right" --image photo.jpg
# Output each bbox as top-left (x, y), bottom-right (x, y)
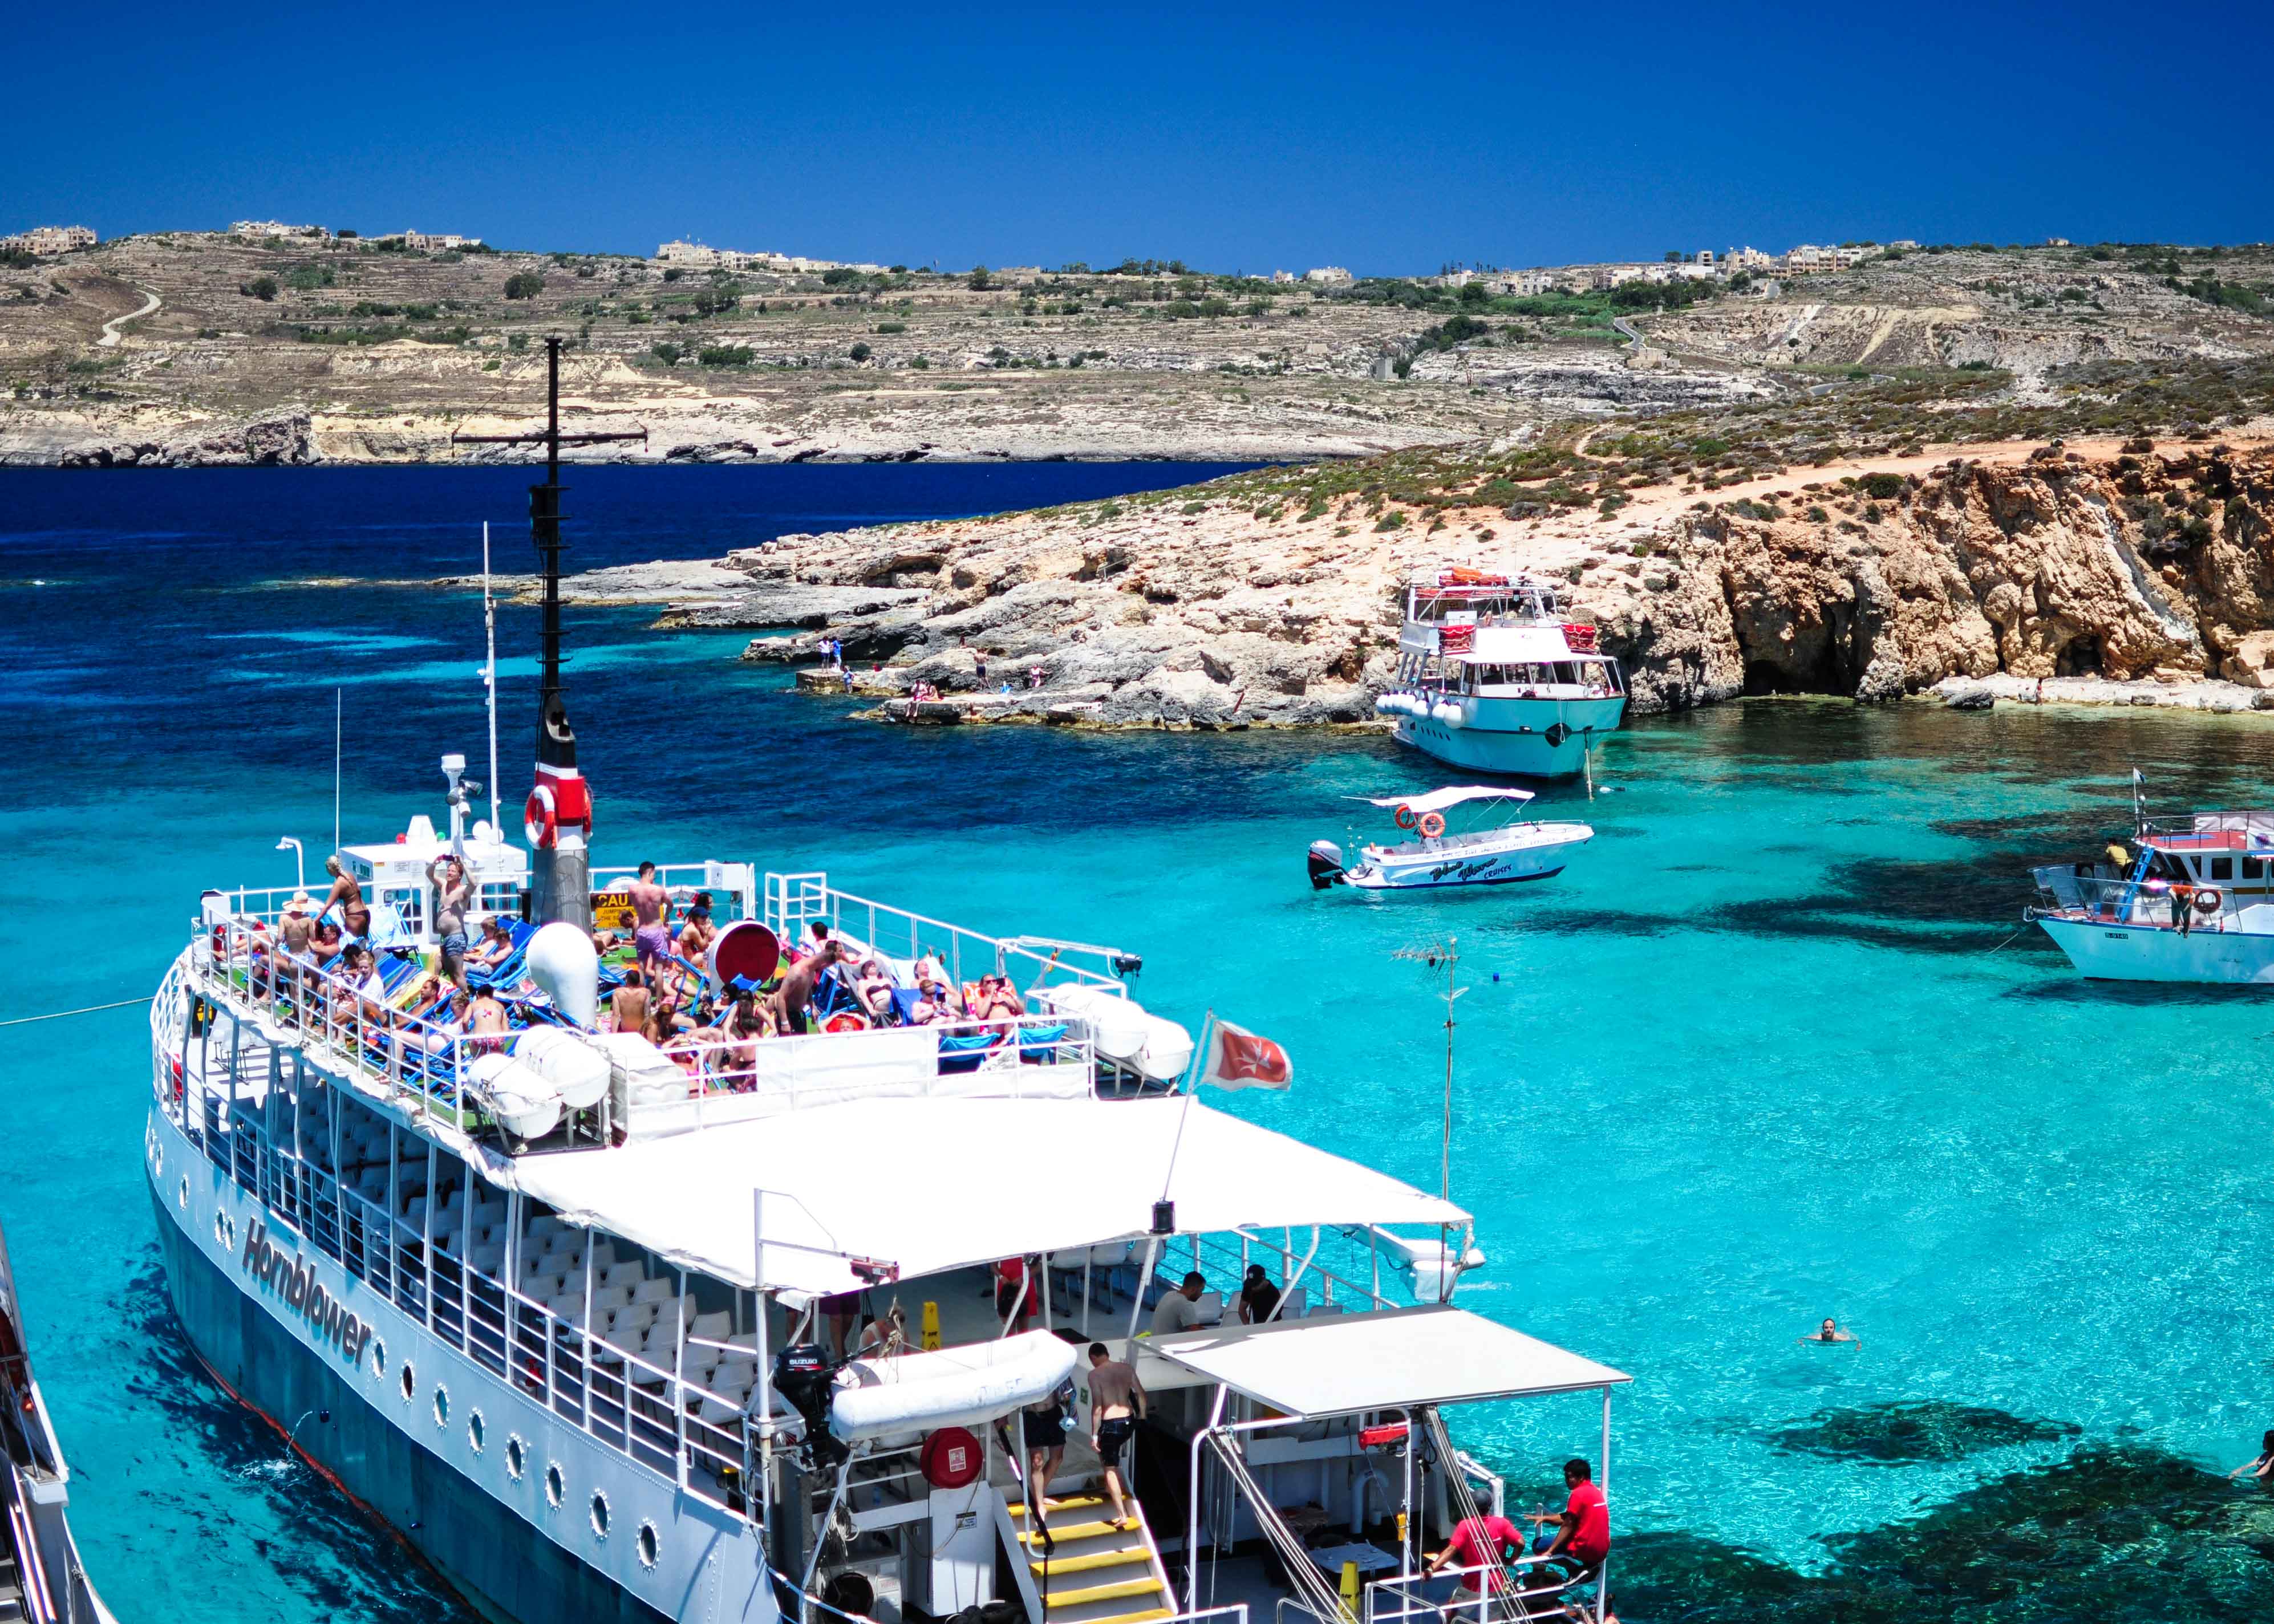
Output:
top-left (1303, 266), bottom-right (1352, 285)
top-left (2, 224), bottom-right (96, 256)
top-left (231, 220), bottom-right (330, 240)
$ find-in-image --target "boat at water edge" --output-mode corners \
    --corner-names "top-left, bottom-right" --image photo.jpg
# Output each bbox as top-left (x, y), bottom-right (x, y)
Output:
top-left (1373, 569), bottom-right (1626, 779)
top-left (2029, 782), bottom-right (2274, 982)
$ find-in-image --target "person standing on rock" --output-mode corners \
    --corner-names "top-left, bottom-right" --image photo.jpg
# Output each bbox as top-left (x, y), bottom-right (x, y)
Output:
top-left (974, 647), bottom-right (988, 687)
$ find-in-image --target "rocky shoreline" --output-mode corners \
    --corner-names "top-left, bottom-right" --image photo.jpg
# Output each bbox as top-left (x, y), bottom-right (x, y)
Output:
top-left (620, 435), bottom-right (2274, 731)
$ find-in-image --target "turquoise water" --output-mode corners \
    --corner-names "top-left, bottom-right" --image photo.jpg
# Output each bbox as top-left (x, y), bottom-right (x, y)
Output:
top-left (6, 468), bottom-right (2274, 1621)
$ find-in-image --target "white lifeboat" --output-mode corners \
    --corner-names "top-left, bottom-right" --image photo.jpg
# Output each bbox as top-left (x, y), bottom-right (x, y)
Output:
top-left (829, 1329), bottom-right (1076, 1444)
top-left (1041, 984), bottom-right (1193, 1082)
top-left (467, 1051), bottom-right (562, 1142)
top-left (1371, 1228), bottom-right (1487, 1300)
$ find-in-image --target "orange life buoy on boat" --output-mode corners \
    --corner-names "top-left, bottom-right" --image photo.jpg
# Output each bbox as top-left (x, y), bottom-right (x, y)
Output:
top-left (1418, 811), bottom-right (1446, 838)
top-left (1394, 805), bottom-right (1418, 830)
top-left (2195, 888), bottom-right (2222, 914)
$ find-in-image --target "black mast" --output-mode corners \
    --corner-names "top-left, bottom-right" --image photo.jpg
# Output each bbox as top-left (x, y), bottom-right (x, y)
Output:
top-left (453, 337), bottom-right (646, 926)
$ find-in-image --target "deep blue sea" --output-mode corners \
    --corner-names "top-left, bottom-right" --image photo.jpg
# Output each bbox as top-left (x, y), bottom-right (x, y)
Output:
top-left (6, 464), bottom-right (2274, 1623)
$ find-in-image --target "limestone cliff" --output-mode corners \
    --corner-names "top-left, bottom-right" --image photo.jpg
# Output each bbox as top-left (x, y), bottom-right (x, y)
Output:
top-left (660, 438), bottom-right (2274, 725)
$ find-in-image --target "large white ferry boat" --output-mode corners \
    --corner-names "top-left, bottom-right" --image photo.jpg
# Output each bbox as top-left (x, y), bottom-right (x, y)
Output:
top-left (1373, 571), bottom-right (1626, 779)
top-left (143, 351), bottom-right (1631, 1624)
top-left (1, 1221), bottom-right (114, 1624)
top-left (2030, 794), bottom-right (2274, 982)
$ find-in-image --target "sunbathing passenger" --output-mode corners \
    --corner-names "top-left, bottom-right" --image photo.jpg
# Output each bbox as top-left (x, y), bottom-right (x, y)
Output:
top-left (309, 916), bottom-right (344, 963)
top-left (852, 957), bottom-right (895, 1019)
top-left (676, 896), bottom-right (716, 964)
top-left (467, 916), bottom-right (514, 973)
top-left (910, 976), bottom-right (962, 1026)
top-left (970, 973), bottom-right (1025, 1022)
top-left (467, 986), bottom-right (509, 1052)
top-left (323, 856), bottom-right (371, 943)
top-left (610, 970), bottom-right (650, 1036)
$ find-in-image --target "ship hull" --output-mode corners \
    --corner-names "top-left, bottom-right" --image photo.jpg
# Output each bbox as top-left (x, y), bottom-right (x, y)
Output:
top-left (2034, 915), bottom-right (2274, 982)
top-left (1391, 696), bottom-right (1624, 779)
top-left (149, 1183), bottom-right (676, 1624)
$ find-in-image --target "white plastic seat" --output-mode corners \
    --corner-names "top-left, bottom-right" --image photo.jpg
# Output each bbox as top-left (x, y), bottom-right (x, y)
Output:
top-left (588, 1243), bottom-right (618, 1273)
top-left (1278, 1287), bottom-right (1307, 1319)
top-left (602, 1262), bottom-right (644, 1290)
top-left (469, 1243), bottom-right (506, 1277)
top-left (631, 1277), bottom-right (674, 1305)
top-left (529, 1215), bottom-right (565, 1242)
top-left (691, 1310), bottom-right (732, 1341)
top-left (1306, 1301), bottom-right (1345, 1317)
top-left (592, 1285), bottom-right (634, 1314)
top-left (1192, 1290), bottom-right (1225, 1325)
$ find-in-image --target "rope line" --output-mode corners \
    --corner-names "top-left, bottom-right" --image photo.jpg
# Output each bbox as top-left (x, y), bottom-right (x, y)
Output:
top-left (0, 996), bottom-right (152, 1028)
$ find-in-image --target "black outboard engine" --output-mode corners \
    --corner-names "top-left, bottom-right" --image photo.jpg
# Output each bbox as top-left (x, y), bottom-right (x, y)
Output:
top-left (772, 1343), bottom-right (847, 1467)
top-left (1308, 840), bottom-right (1347, 890)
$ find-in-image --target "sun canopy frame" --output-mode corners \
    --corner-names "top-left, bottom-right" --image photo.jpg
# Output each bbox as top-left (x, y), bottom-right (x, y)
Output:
top-left (1357, 786), bottom-right (1535, 815)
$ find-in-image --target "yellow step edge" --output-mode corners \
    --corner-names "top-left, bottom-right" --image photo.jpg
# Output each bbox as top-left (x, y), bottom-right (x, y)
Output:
top-left (1069, 1608), bottom-right (1173, 1624)
top-left (1008, 1496), bottom-right (1108, 1519)
top-left (1016, 1519), bottom-right (1124, 1545)
top-left (1043, 1576), bottom-right (1165, 1609)
top-left (1030, 1548), bottom-right (1152, 1578)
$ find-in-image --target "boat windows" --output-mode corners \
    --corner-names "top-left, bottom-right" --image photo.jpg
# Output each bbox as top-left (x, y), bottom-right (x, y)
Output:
top-left (2247, 856), bottom-right (2271, 880)
top-left (370, 1338), bottom-right (386, 1376)
top-left (545, 1461), bottom-right (565, 1509)
top-left (590, 1489), bottom-right (610, 1538)
top-left (468, 1410), bottom-right (485, 1454)
top-left (399, 1361), bottom-right (415, 1402)
top-left (636, 1521), bottom-right (660, 1569)
top-left (2210, 856), bottom-right (2235, 881)
top-left (505, 1434), bottom-right (526, 1480)
top-left (380, 887), bottom-right (425, 936)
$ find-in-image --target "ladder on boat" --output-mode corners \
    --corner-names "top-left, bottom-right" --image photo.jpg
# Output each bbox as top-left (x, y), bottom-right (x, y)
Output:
top-left (1007, 1495), bottom-right (1175, 1624)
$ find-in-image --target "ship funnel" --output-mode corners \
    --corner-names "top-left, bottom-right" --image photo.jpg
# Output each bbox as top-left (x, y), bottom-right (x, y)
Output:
top-left (526, 921), bottom-right (599, 1028)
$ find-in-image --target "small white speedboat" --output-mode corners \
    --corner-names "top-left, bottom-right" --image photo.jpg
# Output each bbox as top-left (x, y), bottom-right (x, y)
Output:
top-left (1308, 786), bottom-right (1592, 892)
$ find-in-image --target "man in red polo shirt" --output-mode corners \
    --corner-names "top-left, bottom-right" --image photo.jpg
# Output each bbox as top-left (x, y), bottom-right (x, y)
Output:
top-left (1535, 1456), bottom-right (1610, 1582)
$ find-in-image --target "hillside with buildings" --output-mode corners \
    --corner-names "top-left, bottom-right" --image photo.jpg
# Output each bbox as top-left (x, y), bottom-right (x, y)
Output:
top-left (0, 224), bottom-right (2269, 466)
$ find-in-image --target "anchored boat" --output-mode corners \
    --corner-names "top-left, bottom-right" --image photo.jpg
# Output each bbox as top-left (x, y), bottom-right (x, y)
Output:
top-left (1309, 787), bottom-right (1593, 892)
top-left (0, 1219), bottom-right (115, 1624)
top-left (2030, 793), bottom-right (2274, 982)
top-left (1374, 569), bottom-right (1626, 779)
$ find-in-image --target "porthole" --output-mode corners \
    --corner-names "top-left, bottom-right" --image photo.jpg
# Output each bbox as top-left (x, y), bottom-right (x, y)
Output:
top-left (468, 1411), bottom-right (486, 1454)
top-left (635, 1521), bottom-right (659, 1569)
top-left (151, 1139), bottom-right (163, 1176)
top-left (213, 1211), bottom-right (234, 1249)
top-left (400, 1362), bottom-right (416, 1402)
top-left (432, 1386), bottom-right (449, 1427)
top-left (544, 1461), bottom-right (564, 1509)
top-left (177, 1175), bottom-right (190, 1208)
top-left (590, 1489), bottom-right (610, 1538)
top-left (505, 1434), bottom-right (526, 1481)
top-left (370, 1338), bottom-right (387, 1377)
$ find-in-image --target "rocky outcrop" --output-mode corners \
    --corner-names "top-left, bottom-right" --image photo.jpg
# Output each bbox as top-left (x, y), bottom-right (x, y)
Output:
top-left (665, 439), bottom-right (2274, 729)
top-left (0, 409), bottom-right (314, 467)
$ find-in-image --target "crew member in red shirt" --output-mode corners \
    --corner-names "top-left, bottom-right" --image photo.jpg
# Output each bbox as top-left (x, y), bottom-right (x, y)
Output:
top-left (1534, 1456), bottom-right (1611, 1583)
top-left (1425, 1508), bottom-right (1524, 1617)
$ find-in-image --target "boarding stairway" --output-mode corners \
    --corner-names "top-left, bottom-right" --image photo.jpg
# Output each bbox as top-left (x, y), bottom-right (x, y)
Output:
top-left (1008, 1495), bottom-right (1175, 1624)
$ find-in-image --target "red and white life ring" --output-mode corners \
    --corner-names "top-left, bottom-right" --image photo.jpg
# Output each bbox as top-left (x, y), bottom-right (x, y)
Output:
top-left (1418, 811), bottom-right (1447, 839)
top-left (2194, 887), bottom-right (2222, 914)
top-left (525, 786), bottom-right (557, 849)
top-left (1394, 805), bottom-right (1418, 830)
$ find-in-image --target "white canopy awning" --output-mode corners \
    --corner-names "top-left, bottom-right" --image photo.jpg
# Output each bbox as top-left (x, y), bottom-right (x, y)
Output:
top-left (490, 1095), bottom-right (1468, 1301)
top-left (1149, 1304), bottom-right (1628, 1418)
top-left (1359, 786), bottom-right (1535, 814)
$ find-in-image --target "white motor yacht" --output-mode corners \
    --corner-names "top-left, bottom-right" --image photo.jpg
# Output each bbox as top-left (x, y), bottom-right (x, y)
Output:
top-left (1310, 787), bottom-right (1594, 892)
top-left (2030, 798), bottom-right (2274, 982)
top-left (1374, 569), bottom-right (1625, 779)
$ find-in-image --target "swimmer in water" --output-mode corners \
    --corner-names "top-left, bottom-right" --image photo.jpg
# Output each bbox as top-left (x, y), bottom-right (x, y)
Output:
top-left (1799, 1317), bottom-right (1859, 1347)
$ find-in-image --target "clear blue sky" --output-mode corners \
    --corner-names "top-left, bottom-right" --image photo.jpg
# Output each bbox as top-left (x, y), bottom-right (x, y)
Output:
top-left (7, 1), bottom-right (2267, 274)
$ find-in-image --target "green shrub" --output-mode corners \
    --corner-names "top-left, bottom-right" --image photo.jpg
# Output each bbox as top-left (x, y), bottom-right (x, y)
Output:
top-left (662, 267), bottom-right (683, 282)
top-left (503, 271), bottom-right (545, 300)
top-left (286, 263), bottom-right (333, 291)
top-left (909, 355), bottom-right (930, 369)
top-left (650, 342), bottom-right (683, 364)
top-left (241, 275), bottom-right (279, 301)
top-left (1859, 472), bottom-right (1904, 500)
top-left (967, 265), bottom-right (992, 291)
top-left (877, 320), bottom-right (906, 334)
top-left (698, 344), bottom-right (752, 367)
top-left (849, 342), bottom-right (871, 362)
top-left (1373, 511), bottom-right (1406, 531)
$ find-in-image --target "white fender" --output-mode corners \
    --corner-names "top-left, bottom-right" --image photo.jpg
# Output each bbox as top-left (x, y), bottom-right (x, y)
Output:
top-left (1041, 985), bottom-right (1192, 1079)
top-left (830, 1329), bottom-right (1077, 1443)
top-left (514, 1025), bottom-right (611, 1111)
top-left (1429, 700), bottom-right (1466, 726)
top-left (527, 921), bottom-right (599, 1028)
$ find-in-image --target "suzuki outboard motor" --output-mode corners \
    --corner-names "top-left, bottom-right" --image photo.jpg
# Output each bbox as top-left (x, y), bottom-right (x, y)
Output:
top-left (1308, 841), bottom-right (1347, 890)
top-left (772, 1343), bottom-right (848, 1467)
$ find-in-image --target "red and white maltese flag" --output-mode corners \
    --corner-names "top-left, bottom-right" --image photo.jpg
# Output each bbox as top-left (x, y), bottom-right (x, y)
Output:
top-left (1198, 1019), bottom-right (1292, 1091)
